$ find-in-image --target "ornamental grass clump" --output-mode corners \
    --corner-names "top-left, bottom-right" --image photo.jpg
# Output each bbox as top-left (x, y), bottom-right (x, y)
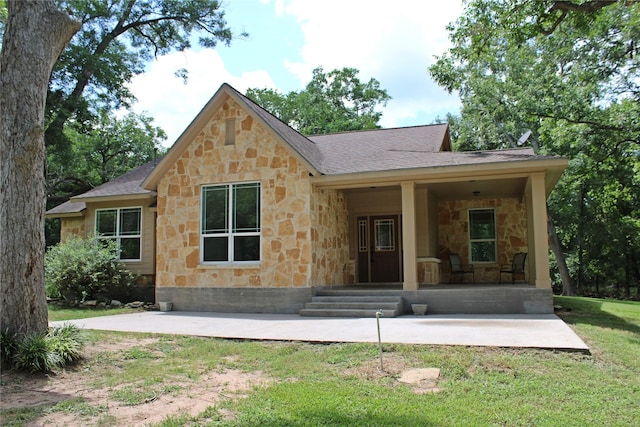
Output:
top-left (1, 324), bottom-right (85, 373)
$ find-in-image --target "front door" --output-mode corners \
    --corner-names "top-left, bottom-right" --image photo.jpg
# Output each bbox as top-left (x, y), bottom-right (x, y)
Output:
top-left (357, 215), bottom-right (401, 283)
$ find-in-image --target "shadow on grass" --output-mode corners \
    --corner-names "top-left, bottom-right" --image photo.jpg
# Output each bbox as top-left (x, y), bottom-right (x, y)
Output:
top-left (554, 296), bottom-right (640, 337)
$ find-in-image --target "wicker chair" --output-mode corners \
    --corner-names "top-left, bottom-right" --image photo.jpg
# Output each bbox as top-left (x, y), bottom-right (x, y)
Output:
top-left (499, 252), bottom-right (527, 284)
top-left (448, 253), bottom-right (474, 283)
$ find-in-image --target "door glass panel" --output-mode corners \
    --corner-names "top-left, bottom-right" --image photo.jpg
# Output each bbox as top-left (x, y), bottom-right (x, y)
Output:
top-left (374, 219), bottom-right (395, 251)
top-left (358, 220), bottom-right (368, 252)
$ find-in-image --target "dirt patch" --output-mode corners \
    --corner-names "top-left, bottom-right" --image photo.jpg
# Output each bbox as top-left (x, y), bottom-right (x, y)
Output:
top-left (1, 338), bottom-right (270, 426)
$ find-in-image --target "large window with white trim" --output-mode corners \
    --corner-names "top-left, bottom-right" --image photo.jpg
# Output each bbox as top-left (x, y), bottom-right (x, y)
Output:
top-left (468, 208), bottom-right (496, 263)
top-left (95, 207), bottom-right (142, 261)
top-left (201, 182), bottom-right (261, 263)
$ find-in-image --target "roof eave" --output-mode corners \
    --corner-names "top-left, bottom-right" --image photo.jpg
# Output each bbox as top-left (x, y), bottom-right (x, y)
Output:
top-left (311, 157), bottom-right (568, 191)
top-left (70, 192), bottom-right (156, 204)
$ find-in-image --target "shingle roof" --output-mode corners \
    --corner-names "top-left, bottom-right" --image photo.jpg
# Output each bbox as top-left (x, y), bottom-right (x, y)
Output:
top-left (71, 160), bottom-right (157, 201)
top-left (309, 124), bottom-right (451, 174)
top-left (48, 83), bottom-right (564, 214)
top-left (46, 161), bottom-right (158, 216)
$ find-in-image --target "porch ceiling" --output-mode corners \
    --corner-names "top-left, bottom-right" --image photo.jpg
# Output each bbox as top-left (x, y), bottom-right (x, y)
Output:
top-left (427, 177), bottom-right (527, 200)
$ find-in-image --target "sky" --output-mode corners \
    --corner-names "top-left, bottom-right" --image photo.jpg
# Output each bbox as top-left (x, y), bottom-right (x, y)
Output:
top-left (127, 0), bottom-right (465, 146)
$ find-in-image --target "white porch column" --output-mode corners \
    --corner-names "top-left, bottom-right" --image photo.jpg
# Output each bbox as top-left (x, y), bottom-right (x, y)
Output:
top-left (528, 173), bottom-right (552, 288)
top-left (401, 181), bottom-right (418, 290)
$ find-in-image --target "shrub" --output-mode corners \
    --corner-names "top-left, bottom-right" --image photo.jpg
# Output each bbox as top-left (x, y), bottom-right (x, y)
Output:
top-left (45, 236), bottom-right (135, 303)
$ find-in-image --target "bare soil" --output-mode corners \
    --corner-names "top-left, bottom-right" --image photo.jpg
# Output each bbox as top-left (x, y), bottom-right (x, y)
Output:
top-left (0, 338), bottom-right (270, 426)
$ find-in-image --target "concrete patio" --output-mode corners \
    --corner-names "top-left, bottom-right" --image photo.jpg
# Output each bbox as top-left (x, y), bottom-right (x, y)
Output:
top-left (51, 311), bottom-right (589, 352)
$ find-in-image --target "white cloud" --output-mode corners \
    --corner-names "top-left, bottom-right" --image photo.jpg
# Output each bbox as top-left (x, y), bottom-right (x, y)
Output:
top-left (279, 0), bottom-right (463, 126)
top-left (128, 49), bottom-right (275, 146)
top-left (127, 0), bottom-right (464, 145)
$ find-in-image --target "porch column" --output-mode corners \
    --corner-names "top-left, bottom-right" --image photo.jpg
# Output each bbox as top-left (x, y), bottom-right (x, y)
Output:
top-left (528, 173), bottom-right (552, 288)
top-left (401, 181), bottom-right (418, 290)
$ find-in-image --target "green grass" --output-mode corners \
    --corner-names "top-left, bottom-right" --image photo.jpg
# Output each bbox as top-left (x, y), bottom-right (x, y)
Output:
top-left (47, 304), bottom-right (140, 321)
top-left (3, 297), bottom-right (637, 426)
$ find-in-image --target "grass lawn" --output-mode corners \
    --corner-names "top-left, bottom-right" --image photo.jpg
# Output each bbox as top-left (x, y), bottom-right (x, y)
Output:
top-left (2, 297), bottom-right (639, 426)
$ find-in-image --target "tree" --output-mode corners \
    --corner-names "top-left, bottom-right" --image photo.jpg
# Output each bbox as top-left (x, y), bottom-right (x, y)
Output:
top-left (44, 0), bottom-right (240, 152)
top-left (429, 0), bottom-right (640, 296)
top-left (47, 111), bottom-right (167, 207)
top-left (0, 1), bottom-right (80, 338)
top-left (247, 67), bottom-right (391, 135)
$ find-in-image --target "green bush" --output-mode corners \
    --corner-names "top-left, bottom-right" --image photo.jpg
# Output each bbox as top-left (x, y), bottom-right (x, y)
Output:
top-left (4, 324), bottom-right (85, 373)
top-left (45, 236), bottom-right (134, 303)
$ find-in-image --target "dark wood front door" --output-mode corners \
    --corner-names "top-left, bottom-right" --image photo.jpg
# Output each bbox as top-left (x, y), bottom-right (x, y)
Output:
top-left (357, 215), bottom-right (401, 283)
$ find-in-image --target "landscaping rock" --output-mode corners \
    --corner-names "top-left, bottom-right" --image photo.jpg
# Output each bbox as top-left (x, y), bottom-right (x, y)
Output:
top-left (110, 300), bottom-right (123, 307)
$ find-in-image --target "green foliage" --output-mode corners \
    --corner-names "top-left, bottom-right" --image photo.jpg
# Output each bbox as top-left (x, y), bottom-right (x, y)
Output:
top-left (12, 333), bottom-right (61, 373)
top-left (429, 0), bottom-right (640, 296)
top-left (45, 236), bottom-right (134, 303)
top-left (247, 66), bottom-right (391, 135)
top-left (2, 324), bottom-right (85, 373)
top-left (47, 323), bottom-right (84, 364)
top-left (45, 0), bottom-right (241, 149)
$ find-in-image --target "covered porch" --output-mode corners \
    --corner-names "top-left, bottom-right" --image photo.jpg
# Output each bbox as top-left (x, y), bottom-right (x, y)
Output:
top-left (313, 160), bottom-right (566, 299)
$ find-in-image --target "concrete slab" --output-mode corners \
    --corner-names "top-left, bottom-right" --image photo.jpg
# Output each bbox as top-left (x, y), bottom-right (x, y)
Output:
top-left (51, 312), bottom-right (589, 351)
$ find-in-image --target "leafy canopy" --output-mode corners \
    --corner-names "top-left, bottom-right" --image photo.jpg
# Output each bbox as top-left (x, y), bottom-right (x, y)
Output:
top-left (247, 66), bottom-right (391, 135)
top-left (429, 0), bottom-right (640, 295)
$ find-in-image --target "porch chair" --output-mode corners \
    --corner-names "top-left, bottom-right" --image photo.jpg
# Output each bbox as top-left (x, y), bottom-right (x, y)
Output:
top-left (448, 253), bottom-right (474, 283)
top-left (499, 252), bottom-right (527, 284)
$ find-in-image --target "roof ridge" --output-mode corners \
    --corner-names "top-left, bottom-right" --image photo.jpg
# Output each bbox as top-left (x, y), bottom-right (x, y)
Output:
top-left (310, 123), bottom-right (448, 138)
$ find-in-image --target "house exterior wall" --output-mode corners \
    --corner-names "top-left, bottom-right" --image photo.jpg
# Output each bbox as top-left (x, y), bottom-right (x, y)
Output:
top-left (438, 197), bottom-right (528, 283)
top-left (60, 217), bottom-right (85, 242)
top-left (310, 187), bottom-right (352, 285)
top-left (155, 96), bottom-right (315, 302)
top-left (84, 200), bottom-right (156, 276)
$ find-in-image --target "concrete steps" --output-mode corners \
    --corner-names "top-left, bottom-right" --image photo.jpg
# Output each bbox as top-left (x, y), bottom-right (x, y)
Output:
top-left (299, 294), bottom-right (404, 317)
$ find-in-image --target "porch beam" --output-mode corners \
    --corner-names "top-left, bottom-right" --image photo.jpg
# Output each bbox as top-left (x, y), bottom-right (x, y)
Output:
top-left (529, 173), bottom-right (552, 288)
top-left (401, 181), bottom-right (418, 290)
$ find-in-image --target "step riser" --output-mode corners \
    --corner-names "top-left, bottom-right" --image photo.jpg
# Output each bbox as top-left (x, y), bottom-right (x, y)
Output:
top-left (300, 309), bottom-right (400, 318)
top-left (301, 294), bottom-right (405, 318)
top-left (306, 302), bottom-right (401, 310)
top-left (312, 296), bottom-right (403, 303)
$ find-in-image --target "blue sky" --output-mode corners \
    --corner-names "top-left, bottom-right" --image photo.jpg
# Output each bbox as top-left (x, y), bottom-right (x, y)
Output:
top-left (127, 0), bottom-right (464, 146)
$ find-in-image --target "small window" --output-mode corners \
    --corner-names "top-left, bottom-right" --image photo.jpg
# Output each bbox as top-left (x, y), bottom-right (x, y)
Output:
top-left (374, 219), bottom-right (395, 251)
top-left (469, 208), bottom-right (496, 263)
top-left (358, 220), bottom-right (368, 252)
top-left (225, 118), bottom-right (236, 145)
top-left (201, 182), bottom-right (260, 263)
top-left (96, 207), bottom-right (142, 261)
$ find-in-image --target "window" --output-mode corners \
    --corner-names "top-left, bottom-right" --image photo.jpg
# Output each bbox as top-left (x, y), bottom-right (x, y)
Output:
top-left (374, 219), bottom-right (395, 251)
top-left (96, 207), bottom-right (142, 261)
top-left (201, 182), bottom-right (260, 263)
top-left (468, 208), bottom-right (496, 263)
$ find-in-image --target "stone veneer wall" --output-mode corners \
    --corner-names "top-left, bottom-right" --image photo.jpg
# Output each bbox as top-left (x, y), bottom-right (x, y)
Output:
top-left (60, 217), bottom-right (86, 242)
top-left (155, 96), bottom-right (314, 293)
top-left (438, 198), bottom-right (528, 283)
top-left (310, 188), bottom-right (352, 286)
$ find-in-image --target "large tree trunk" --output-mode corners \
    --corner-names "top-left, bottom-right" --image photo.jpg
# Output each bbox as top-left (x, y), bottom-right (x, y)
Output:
top-left (0, 1), bottom-right (80, 338)
top-left (547, 209), bottom-right (576, 296)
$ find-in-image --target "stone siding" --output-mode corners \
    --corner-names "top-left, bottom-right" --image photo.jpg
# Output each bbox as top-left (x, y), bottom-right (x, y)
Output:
top-left (155, 96), bottom-right (314, 290)
top-left (60, 217), bottom-right (85, 242)
top-left (310, 188), bottom-right (352, 286)
top-left (438, 198), bottom-right (528, 283)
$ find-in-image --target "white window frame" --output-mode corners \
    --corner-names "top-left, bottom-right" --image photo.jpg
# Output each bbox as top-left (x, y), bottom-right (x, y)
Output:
top-left (468, 208), bottom-right (497, 263)
top-left (95, 207), bottom-right (142, 261)
top-left (200, 182), bottom-right (261, 264)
